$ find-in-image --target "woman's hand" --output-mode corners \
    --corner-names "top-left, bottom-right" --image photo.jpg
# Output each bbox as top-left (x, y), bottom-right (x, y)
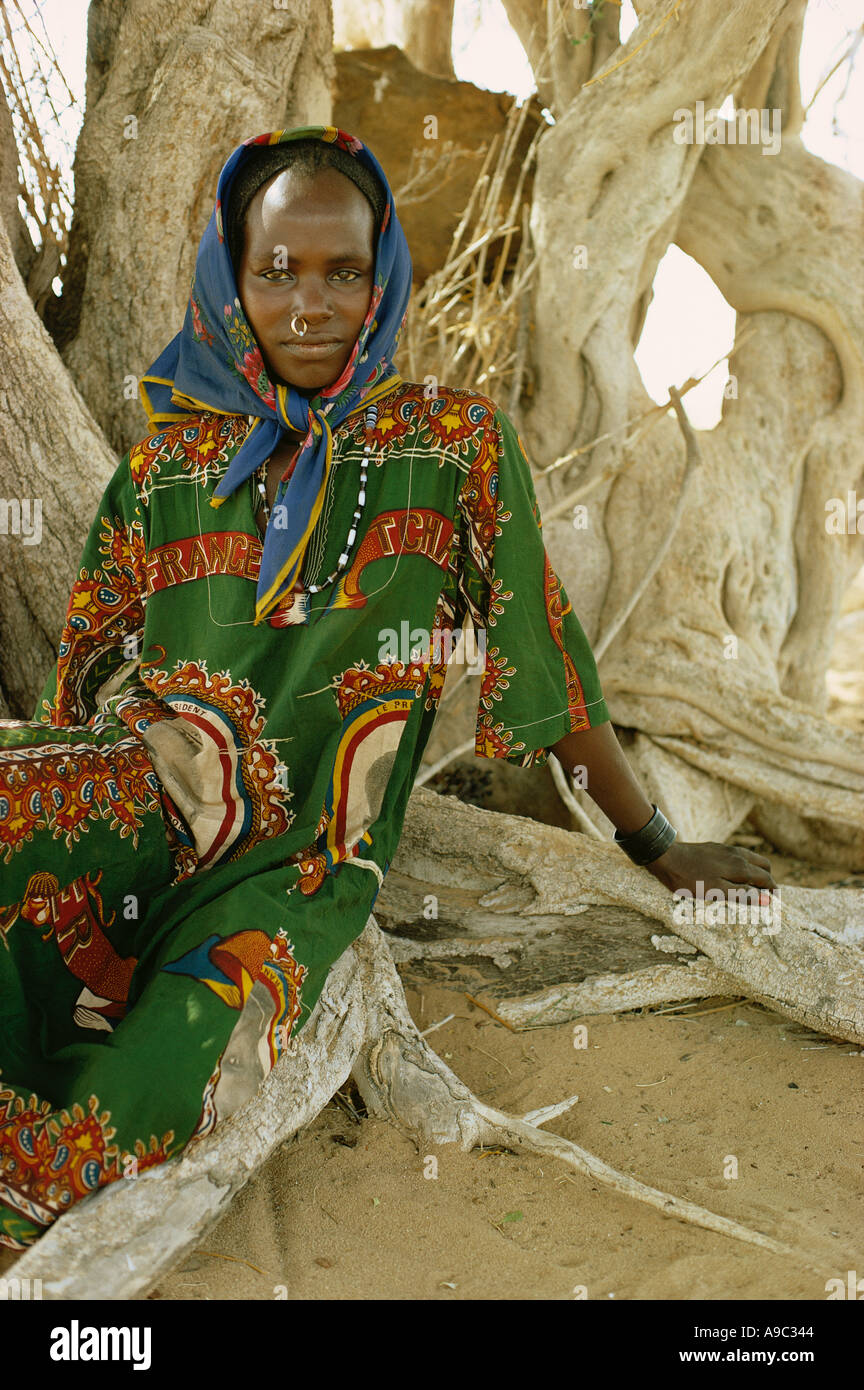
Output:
top-left (644, 840), bottom-right (777, 905)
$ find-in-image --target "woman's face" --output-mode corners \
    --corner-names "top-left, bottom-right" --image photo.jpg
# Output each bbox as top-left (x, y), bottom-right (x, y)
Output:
top-left (236, 167), bottom-right (376, 395)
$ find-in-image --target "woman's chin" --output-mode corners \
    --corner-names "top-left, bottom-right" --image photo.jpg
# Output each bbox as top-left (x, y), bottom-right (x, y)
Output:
top-left (272, 363), bottom-right (347, 395)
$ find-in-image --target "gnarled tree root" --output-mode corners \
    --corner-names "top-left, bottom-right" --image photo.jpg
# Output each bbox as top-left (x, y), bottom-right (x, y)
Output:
top-left (9, 916), bottom-right (835, 1299)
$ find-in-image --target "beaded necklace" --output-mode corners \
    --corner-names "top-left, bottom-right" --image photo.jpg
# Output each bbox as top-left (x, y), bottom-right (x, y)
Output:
top-left (250, 399), bottom-right (377, 622)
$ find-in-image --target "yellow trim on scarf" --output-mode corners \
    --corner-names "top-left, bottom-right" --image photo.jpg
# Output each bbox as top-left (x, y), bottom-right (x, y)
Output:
top-left (252, 373), bottom-right (402, 625)
top-left (170, 388), bottom-right (232, 414)
top-left (138, 375), bottom-right (177, 427)
top-left (139, 375), bottom-right (229, 429)
top-left (253, 422), bottom-right (332, 624)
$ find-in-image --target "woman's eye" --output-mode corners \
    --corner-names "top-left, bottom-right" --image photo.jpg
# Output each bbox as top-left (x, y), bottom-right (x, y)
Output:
top-left (259, 268), bottom-right (363, 282)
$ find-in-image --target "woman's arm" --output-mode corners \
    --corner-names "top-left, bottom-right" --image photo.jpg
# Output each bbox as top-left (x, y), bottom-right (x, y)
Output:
top-left (551, 722), bottom-right (654, 832)
top-left (550, 722), bottom-right (777, 900)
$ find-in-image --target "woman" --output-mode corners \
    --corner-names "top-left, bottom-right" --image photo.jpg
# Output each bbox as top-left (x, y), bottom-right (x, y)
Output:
top-left (0, 125), bottom-right (776, 1250)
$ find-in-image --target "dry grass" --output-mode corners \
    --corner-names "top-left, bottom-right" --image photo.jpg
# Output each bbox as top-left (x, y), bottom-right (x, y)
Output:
top-left (397, 96), bottom-right (544, 409)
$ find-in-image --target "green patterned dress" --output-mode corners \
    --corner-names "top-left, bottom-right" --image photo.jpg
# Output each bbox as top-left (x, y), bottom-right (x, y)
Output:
top-left (0, 381), bottom-right (609, 1249)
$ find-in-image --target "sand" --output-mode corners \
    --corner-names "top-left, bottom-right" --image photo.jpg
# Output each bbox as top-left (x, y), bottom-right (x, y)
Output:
top-left (3, 850), bottom-right (861, 1301)
top-left (145, 973), bottom-right (862, 1301)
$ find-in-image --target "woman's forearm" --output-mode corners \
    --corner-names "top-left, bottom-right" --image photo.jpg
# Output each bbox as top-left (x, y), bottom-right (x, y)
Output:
top-left (550, 722), bottom-right (777, 899)
top-left (550, 721), bottom-right (655, 835)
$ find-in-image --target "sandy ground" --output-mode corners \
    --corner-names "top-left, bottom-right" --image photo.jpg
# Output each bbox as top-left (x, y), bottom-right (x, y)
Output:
top-left (144, 969), bottom-right (862, 1302)
top-left (2, 861), bottom-right (861, 1302)
top-left (134, 838), bottom-right (863, 1303)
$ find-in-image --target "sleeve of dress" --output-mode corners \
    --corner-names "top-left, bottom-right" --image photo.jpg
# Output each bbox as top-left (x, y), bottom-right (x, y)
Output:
top-left (456, 402), bottom-right (611, 768)
top-left (33, 449), bottom-right (149, 727)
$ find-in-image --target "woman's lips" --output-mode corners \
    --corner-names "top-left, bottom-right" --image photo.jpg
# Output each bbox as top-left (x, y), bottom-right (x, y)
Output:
top-left (279, 340), bottom-right (343, 359)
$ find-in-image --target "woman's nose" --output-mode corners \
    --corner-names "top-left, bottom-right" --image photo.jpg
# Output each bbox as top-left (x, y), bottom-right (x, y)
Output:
top-left (290, 279), bottom-right (333, 316)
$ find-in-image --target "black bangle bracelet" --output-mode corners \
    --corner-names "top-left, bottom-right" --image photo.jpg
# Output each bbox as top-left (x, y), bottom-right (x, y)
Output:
top-left (613, 803), bottom-right (677, 865)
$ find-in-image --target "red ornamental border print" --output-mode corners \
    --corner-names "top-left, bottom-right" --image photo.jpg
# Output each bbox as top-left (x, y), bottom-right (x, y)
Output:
top-left (542, 552), bottom-right (592, 735)
top-left (457, 411), bottom-right (512, 586)
top-left (0, 1087), bottom-right (174, 1251)
top-left (0, 735), bottom-right (163, 862)
top-left (45, 514), bottom-right (147, 728)
top-left (129, 415), bottom-right (248, 506)
top-left (344, 382), bottom-right (499, 458)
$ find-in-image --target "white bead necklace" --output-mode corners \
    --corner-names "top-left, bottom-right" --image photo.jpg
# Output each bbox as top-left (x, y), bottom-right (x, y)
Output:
top-left (252, 398), bottom-right (377, 598)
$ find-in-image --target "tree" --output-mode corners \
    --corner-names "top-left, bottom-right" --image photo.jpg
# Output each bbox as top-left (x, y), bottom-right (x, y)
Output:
top-left (2, 0), bottom-right (863, 1296)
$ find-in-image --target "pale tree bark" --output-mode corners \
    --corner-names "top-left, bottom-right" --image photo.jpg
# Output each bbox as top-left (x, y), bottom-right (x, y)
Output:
top-left (0, 27), bottom-right (113, 720)
top-left (385, 789), bottom-right (864, 1044)
top-left (0, 191), bottom-right (116, 719)
top-left (739, 0), bottom-right (807, 132)
top-left (333, 0), bottom-right (456, 78)
top-left (400, 0), bottom-right (456, 79)
top-left (497, 0), bottom-right (625, 113)
top-left (0, 80), bottom-right (37, 286)
top-left (484, 0), bottom-right (864, 868)
top-left (52, 0), bottom-right (335, 458)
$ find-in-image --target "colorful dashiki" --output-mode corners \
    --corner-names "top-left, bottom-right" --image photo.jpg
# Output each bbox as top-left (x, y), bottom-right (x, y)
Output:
top-left (0, 382), bottom-right (609, 1249)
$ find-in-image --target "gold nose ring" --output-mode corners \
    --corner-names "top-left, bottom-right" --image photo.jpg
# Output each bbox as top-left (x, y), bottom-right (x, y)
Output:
top-left (290, 313), bottom-right (308, 338)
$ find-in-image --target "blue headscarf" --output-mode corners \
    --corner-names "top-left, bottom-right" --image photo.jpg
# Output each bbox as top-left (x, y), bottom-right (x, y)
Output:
top-left (139, 126), bottom-right (413, 625)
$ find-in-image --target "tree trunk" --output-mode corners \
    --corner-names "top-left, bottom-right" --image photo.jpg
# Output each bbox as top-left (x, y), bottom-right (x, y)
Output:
top-left (0, 201), bottom-right (116, 718)
top-left (399, 0), bottom-right (456, 79)
top-left (499, 0), bottom-right (864, 865)
top-left (333, 0), bottom-right (456, 78)
top-left (49, 0), bottom-right (335, 458)
top-left (0, 79), bottom-right (37, 287)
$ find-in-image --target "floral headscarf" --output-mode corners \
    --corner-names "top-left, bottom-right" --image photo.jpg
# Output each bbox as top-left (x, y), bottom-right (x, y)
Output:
top-left (139, 126), bottom-right (413, 625)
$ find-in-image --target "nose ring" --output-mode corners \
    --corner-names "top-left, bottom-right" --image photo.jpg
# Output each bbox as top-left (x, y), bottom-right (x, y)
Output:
top-left (290, 313), bottom-right (308, 338)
